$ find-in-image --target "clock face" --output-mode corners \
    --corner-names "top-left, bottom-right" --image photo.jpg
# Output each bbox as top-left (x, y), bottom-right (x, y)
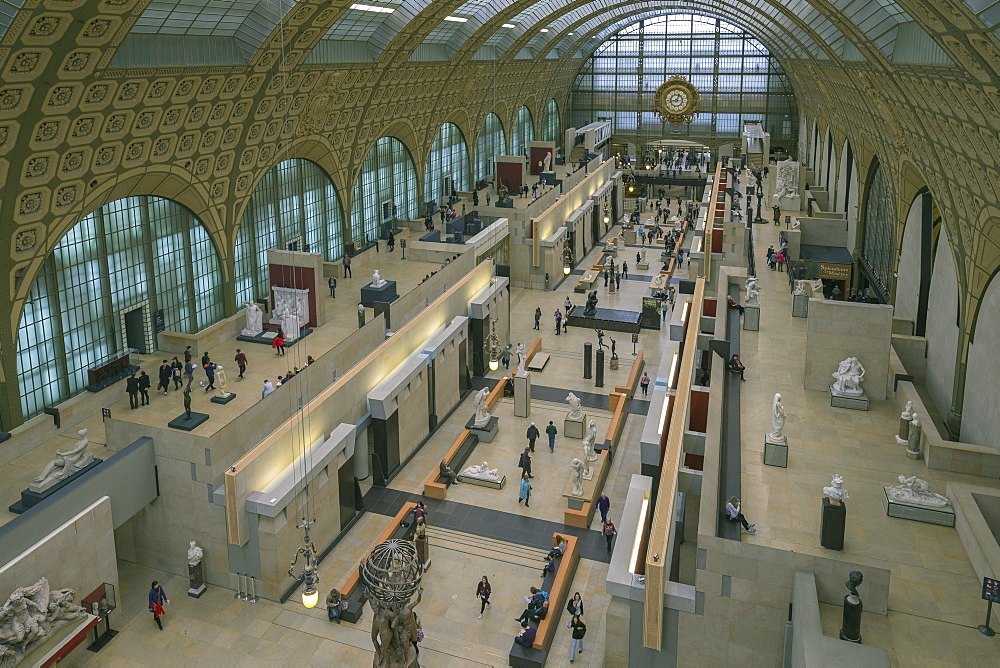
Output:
top-left (653, 76), bottom-right (700, 125)
top-left (665, 89), bottom-right (689, 113)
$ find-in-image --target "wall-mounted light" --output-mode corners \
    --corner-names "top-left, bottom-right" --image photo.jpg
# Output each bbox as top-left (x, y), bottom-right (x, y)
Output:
top-left (562, 236), bottom-right (574, 275)
top-left (288, 518), bottom-right (319, 609)
top-left (484, 318), bottom-right (502, 371)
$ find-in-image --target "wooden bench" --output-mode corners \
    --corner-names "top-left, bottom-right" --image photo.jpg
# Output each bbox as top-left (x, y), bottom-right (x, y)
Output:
top-left (614, 350), bottom-right (645, 398)
top-left (338, 502), bottom-right (417, 622)
top-left (526, 353), bottom-right (549, 372)
top-left (508, 533), bottom-right (581, 668)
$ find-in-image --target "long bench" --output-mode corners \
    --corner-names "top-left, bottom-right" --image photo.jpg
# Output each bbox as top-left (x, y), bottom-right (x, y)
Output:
top-left (614, 350), bottom-right (645, 398)
top-left (575, 252), bottom-right (608, 292)
top-left (508, 533), bottom-right (580, 668)
top-left (338, 502), bottom-right (417, 622)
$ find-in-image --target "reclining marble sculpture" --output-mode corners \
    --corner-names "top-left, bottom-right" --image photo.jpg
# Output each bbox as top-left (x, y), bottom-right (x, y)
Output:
top-left (0, 577), bottom-right (86, 667)
top-left (887, 475), bottom-right (950, 508)
top-left (30, 429), bottom-right (94, 493)
top-left (461, 462), bottom-right (501, 482)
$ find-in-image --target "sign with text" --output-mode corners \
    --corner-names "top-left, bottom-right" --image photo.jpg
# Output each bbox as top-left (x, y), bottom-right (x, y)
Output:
top-left (817, 263), bottom-right (851, 281)
top-left (983, 576), bottom-right (1000, 603)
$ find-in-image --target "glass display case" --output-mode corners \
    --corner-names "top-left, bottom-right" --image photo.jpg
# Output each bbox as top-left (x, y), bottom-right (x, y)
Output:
top-left (82, 582), bottom-right (118, 652)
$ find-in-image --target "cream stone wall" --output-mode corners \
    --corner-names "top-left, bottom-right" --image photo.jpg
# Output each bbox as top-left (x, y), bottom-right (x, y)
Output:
top-left (803, 300), bottom-right (894, 400)
top-left (396, 368), bottom-right (431, 465)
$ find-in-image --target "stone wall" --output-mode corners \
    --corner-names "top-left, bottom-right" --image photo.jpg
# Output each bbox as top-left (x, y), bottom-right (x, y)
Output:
top-left (803, 300), bottom-right (893, 400)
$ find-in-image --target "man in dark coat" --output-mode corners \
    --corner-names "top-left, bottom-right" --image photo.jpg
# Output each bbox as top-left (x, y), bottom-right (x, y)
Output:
top-left (126, 373), bottom-right (140, 410)
top-left (518, 447), bottom-right (533, 479)
top-left (526, 422), bottom-right (540, 453)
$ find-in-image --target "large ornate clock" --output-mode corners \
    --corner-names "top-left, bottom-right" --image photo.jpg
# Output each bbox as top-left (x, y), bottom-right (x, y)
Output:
top-left (653, 75), bottom-right (700, 125)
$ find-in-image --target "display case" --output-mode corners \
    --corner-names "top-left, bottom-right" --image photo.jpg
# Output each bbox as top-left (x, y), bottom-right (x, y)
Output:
top-left (82, 582), bottom-right (118, 652)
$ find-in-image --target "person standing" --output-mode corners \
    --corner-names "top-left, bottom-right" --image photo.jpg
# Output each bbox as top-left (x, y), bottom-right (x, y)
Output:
top-left (662, 298), bottom-right (669, 322)
top-left (554, 309), bottom-right (562, 335)
top-left (157, 360), bottom-right (172, 396)
top-left (476, 576), bottom-right (492, 619)
top-left (772, 203), bottom-right (781, 226)
top-left (526, 422), bottom-right (539, 453)
top-left (500, 345), bottom-right (511, 370)
top-left (204, 361), bottom-right (217, 392)
top-left (184, 360), bottom-right (197, 389)
top-left (640, 371), bottom-right (650, 397)
top-left (518, 472), bottom-right (532, 507)
top-left (596, 492), bottom-right (611, 523)
top-left (621, 261), bottom-right (628, 279)
top-left (328, 276), bottom-right (337, 297)
top-left (343, 253), bottom-right (352, 278)
top-left (615, 271), bottom-right (621, 290)
top-left (171, 357), bottom-right (183, 390)
top-left (272, 333), bottom-right (285, 356)
top-left (545, 421), bottom-right (557, 452)
top-left (201, 351), bottom-right (211, 368)
top-left (234, 349), bottom-right (248, 380)
top-left (184, 345), bottom-right (193, 365)
top-left (602, 518), bottom-right (618, 557)
top-left (387, 231), bottom-right (395, 252)
top-left (138, 371), bottom-right (151, 406)
top-left (534, 307), bottom-right (541, 330)
top-left (564, 296), bottom-right (572, 315)
top-left (518, 448), bottom-right (533, 479)
top-left (570, 615), bottom-right (587, 661)
top-left (126, 373), bottom-right (140, 410)
top-left (148, 581), bottom-right (168, 630)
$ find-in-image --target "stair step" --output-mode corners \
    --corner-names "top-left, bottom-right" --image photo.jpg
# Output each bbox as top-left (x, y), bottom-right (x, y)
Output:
top-left (428, 526), bottom-right (550, 558)
top-left (427, 527), bottom-right (550, 570)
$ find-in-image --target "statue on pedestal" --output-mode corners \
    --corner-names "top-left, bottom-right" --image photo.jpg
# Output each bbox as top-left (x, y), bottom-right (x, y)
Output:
top-left (566, 393), bottom-right (583, 420)
top-left (769, 394), bottom-right (785, 442)
top-left (187, 541), bottom-right (203, 566)
top-left (183, 387), bottom-right (192, 419)
top-left (30, 429), bottom-right (94, 493)
top-left (823, 474), bottom-right (849, 504)
top-left (515, 342), bottom-right (528, 377)
top-left (187, 540), bottom-right (205, 596)
top-left (584, 290), bottom-right (598, 317)
top-left (831, 357), bottom-right (865, 396)
top-left (371, 270), bottom-right (387, 289)
top-left (595, 328), bottom-right (606, 349)
top-left (363, 541), bottom-right (423, 668)
top-left (215, 364), bottom-right (230, 398)
top-left (472, 387), bottom-right (491, 428)
top-left (745, 277), bottom-right (760, 306)
top-left (793, 280), bottom-right (805, 296)
top-left (461, 461), bottom-right (501, 482)
top-left (242, 301), bottom-right (263, 336)
top-left (896, 401), bottom-right (914, 445)
top-left (906, 413), bottom-right (923, 459)
top-left (887, 475), bottom-right (949, 507)
top-left (610, 338), bottom-right (618, 360)
top-left (581, 420), bottom-right (599, 477)
top-left (840, 571), bottom-right (864, 643)
top-left (281, 309), bottom-right (301, 342)
top-left (543, 151), bottom-right (552, 172)
top-left (570, 458), bottom-right (585, 497)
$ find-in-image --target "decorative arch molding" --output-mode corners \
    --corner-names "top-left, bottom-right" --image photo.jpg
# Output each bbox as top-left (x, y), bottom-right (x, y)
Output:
top-left (432, 109), bottom-right (476, 154)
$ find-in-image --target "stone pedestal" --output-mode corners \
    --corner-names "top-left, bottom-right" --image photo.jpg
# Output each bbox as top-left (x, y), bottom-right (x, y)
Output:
top-left (743, 305), bottom-right (760, 331)
top-left (210, 393), bottom-right (236, 404)
top-left (792, 294), bottom-right (809, 318)
top-left (839, 594), bottom-right (862, 643)
top-left (514, 374), bottom-right (531, 418)
top-left (637, 262), bottom-right (649, 270)
top-left (778, 194), bottom-right (801, 212)
top-left (565, 415), bottom-right (586, 439)
top-left (415, 535), bottom-right (431, 571)
top-left (168, 412), bottom-right (210, 431)
top-left (8, 459), bottom-right (103, 514)
top-left (466, 415), bottom-right (499, 443)
top-left (609, 357), bottom-right (620, 370)
top-left (624, 229), bottom-right (636, 244)
top-left (609, 280), bottom-right (616, 294)
top-left (583, 343), bottom-right (593, 379)
top-left (882, 487), bottom-right (955, 526)
top-left (895, 416), bottom-right (912, 445)
top-left (829, 388), bottom-right (869, 411)
top-left (820, 498), bottom-right (846, 551)
top-left (360, 280), bottom-right (398, 308)
top-left (188, 561), bottom-right (206, 598)
top-left (595, 349), bottom-right (605, 387)
top-left (764, 434), bottom-right (788, 468)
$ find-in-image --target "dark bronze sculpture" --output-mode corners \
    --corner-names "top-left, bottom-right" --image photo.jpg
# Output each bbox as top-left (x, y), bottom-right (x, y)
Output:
top-left (362, 540), bottom-right (424, 667)
top-left (183, 387), bottom-right (192, 419)
top-left (584, 290), bottom-right (598, 317)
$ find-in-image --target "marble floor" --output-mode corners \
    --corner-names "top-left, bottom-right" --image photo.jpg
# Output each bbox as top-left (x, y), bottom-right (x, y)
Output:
top-left (738, 214), bottom-right (1000, 665)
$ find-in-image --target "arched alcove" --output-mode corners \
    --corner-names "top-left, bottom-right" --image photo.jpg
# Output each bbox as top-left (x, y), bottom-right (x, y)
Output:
top-left (542, 99), bottom-right (561, 143)
top-left (510, 106), bottom-right (534, 156)
top-left (923, 228), bottom-right (960, 424)
top-left (474, 113), bottom-right (507, 183)
top-left (351, 137), bottom-right (419, 243)
top-left (424, 123), bottom-right (470, 208)
top-left (963, 266), bottom-right (1000, 447)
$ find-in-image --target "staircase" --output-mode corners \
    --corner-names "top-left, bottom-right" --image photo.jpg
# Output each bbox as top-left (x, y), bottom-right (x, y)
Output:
top-left (746, 152), bottom-right (764, 170)
top-left (426, 526), bottom-right (549, 570)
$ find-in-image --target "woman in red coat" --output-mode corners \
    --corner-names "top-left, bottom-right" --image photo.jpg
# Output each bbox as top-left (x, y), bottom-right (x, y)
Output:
top-left (272, 334), bottom-right (285, 356)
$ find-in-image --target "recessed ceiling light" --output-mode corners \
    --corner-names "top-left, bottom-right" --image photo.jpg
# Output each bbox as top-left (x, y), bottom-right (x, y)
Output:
top-left (540, 29), bottom-right (549, 33)
top-left (444, 16), bottom-right (468, 23)
top-left (503, 23), bottom-right (516, 29)
top-left (350, 3), bottom-right (395, 13)
top-left (568, 32), bottom-right (574, 36)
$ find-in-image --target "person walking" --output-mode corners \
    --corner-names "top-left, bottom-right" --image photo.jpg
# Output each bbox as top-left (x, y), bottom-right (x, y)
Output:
top-left (725, 496), bottom-right (756, 534)
top-left (171, 357), bottom-right (183, 390)
top-left (615, 271), bottom-right (621, 290)
top-left (234, 349), bottom-right (248, 380)
top-left (272, 333), bottom-right (285, 356)
top-left (566, 592), bottom-right (584, 621)
top-left (157, 360), bottom-right (172, 395)
top-left (126, 373), bottom-right (140, 410)
top-left (328, 276), bottom-right (337, 297)
top-left (564, 296), bottom-right (573, 316)
top-left (534, 307), bottom-right (541, 330)
top-left (526, 422), bottom-right (540, 452)
top-left (662, 298), bottom-right (670, 322)
top-left (621, 261), bottom-right (629, 279)
top-left (518, 447), bottom-right (533, 479)
top-left (476, 576), bottom-right (492, 619)
top-left (138, 371), bottom-right (151, 406)
top-left (518, 472), bottom-right (532, 507)
top-left (500, 345), bottom-right (511, 370)
top-left (554, 309), bottom-right (562, 335)
top-left (640, 371), bottom-right (651, 396)
top-left (545, 420), bottom-right (557, 452)
top-left (184, 360), bottom-right (197, 389)
top-left (184, 345), bottom-right (193, 365)
top-left (569, 615), bottom-right (587, 661)
top-left (596, 492), bottom-right (611, 523)
top-left (343, 253), bottom-right (352, 278)
top-left (204, 361), bottom-right (217, 392)
top-left (148, 581), bottom-right (168, 630)
top-left (602, 518), bottom-right (618, 557)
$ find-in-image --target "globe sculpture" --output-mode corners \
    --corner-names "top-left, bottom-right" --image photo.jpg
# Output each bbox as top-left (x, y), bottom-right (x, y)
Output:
top-left (362, 539), bottom-right (425, 667)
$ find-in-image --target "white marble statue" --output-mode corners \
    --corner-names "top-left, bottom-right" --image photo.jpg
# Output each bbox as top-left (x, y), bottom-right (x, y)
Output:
top-left (582, 420), bottom-right (599, 462)
top-left (793, 280), bottom-right (806, 296)
top-left (271, 287), bottom-right (310, 327)
top-left (242, 301), bottom-right (263, 336)
top-left (746, 280), bottom-right (760, 307)
top-left (831, 357), bottom-right (866, 396)
top-left (823, 474), bottom-right (850, 503)
top-left (215, 364), bottom-right (230, 398)
top-left (461, 461), bottom-right (501, 482)
top-left (30, 429), bottom-right (94, 493)
top-left (566, 392), bottom-right (583, 421)
top-left (570, 458), bottom-right (585, 497)
top-left (901, 400), bottom-right (913, 420)
top-left (770, 393), bottom-right (785, 441)
top-left (0, 577), bottom-right (85, 667)
top-left (887, 475), bottom-right (950, 508)
top-left (371, 269), bottom-right (387, 289)
top-left (187, 541), bottom-right (204, 567)
top-left (640, 248), bottom-right (647, 264)
top-left (775, 160), bottom-right (801, 198)
top-left (515, 342), bottom-right (528, 377)
top-left (543, 151), bottom-right (552, 172)
top-left (472, 387), bottom-right (491, 428)
top-left (281, 309), bottom-right (301, 342)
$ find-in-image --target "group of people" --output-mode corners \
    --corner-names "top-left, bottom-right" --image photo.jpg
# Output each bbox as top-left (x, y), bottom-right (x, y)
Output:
top-left (125, 346), bottom-right (231, 409)
top-left (509, 575), bottom-right (588, 661)
top-left (261, 355), bottom-right (315, 399)
top-left (765, 242), bottom-right (788, 271)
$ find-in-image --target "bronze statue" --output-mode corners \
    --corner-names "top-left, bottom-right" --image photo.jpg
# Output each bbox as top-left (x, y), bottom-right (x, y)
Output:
top-left (183, 387), bottom-right (192, 419)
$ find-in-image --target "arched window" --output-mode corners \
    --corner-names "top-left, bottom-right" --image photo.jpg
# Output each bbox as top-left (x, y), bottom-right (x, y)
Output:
top-left (475, 113), bottom-right (506, 183)
top-left (17, 197), bottom-right (223, 420)
top-left (542, 99), bottom-right (561, 143)
top-left (424, 123), bottom-right (470, 208)
top-left (351, 137), bottom-right (418, 243)
top-left (510, 106), bottom-right (534, 156)
top-left (235, 159), bottom-right (345, 306)
top-left (860, 160), bottom-right (895, 303)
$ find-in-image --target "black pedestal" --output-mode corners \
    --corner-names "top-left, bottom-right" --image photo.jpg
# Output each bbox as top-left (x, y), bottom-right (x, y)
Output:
top-left (839, 594), bottom-right (863, 642)
top-left (168, 412), bottom-right (210, 431)
top-left (595, 349), bottom-right (605, 388)
top-left (821, 498), bottom-right (846, 550)
top-left (583, 343), bottom-right (593, 379)
top-left (360, 280), bottom-right (398, 308)
top-left (8, 459), bottom-right (104, 514)
top-left (210, 393), bottom-right (236, 404)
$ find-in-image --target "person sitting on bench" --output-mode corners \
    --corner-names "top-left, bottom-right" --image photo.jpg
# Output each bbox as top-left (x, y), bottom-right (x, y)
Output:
top-left (515, 599), bottom-right (549, 624)
top-left (729, 354), bottom-right (746, 381)
top-left (439, 459), bottom-right (460, 484)
top-left (546, 536), bottom-right (567, 560)
top-left (514, 621), bottom-right (537, 647)
top-left (727, 294), bottom-right (745, 315)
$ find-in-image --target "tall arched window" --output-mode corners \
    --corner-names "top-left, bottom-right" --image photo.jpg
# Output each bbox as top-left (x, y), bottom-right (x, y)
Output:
top-left (351, 137), bottom-right (418, 243)
top-left (17, 197), bottom-right (223, 420)
top-left (475, 113), bottom-right (506, 183)
top-left (510, 106), bottom-right (534, 156)
top-left (424, 123), bottom-right (470, 208)
top-left (542, 99), bottom-right (561, 143)
top-left (860, 160), bottom-right (895, 303)
top-left (235, 159), bottom-right (345, 306)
